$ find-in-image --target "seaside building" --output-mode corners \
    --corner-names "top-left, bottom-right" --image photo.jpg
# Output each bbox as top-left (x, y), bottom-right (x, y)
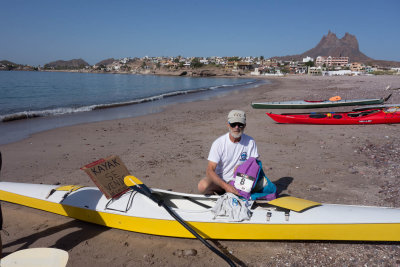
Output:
top-left (350, 62), bottom-right (364, 72)
top-left (391, 67), bottom-right (400, 73)
top-left (199, 58), bottom-right (209, 65)
top-left (250, 68), bottom-right (260, 76)
top-left (250, 67), bottom-right (284, 76)
top-left (316, 56), bottom-right (349, 67)
top-left (324, 70), bottom-right (352, 76)
top-left (308, 66), bottom-right (323, 76)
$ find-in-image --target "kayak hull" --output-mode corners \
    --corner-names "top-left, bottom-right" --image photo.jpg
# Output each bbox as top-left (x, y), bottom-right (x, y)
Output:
top-left (252, 98), bottom-right (384, 109)
top-left (1, 182), bottom-right (400, 241)
top-left (266, 108), bottom-right (400, 125)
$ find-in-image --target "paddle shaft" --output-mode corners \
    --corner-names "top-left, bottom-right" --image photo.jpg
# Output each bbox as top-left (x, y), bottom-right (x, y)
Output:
top-left (125, 177), bottom-right (236, 266)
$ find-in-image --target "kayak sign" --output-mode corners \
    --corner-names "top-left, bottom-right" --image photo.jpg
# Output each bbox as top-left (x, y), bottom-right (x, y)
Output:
top-left (81, 155), bottom-right (130, 199)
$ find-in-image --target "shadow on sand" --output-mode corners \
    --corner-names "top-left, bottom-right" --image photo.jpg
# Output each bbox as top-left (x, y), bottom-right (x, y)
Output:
top-left (273, 176), bottom-right (294, 197)
top-left (3, 220), bottom-right (109, 257)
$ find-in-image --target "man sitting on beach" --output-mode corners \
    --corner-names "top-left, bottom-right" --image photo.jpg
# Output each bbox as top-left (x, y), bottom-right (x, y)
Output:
top-left (198, 110), bottom-right (259, 195)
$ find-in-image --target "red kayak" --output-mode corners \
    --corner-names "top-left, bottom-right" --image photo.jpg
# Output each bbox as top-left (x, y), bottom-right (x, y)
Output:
top-left (266, 107), bottom-right (400, 125)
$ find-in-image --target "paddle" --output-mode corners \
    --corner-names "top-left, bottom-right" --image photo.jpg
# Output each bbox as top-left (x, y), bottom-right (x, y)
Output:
top-left (124, 175), bottom-right (236, 267)
top-left (384, 93), bottom-right (392, 102)
top-left (385, 86), bottom-right (400, 90)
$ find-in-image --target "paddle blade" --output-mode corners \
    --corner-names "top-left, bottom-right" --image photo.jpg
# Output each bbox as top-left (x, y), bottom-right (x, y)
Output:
top-left (124, 175), bottom-right (143, 187)
top-left (1, 248), bottom-right (69, 267)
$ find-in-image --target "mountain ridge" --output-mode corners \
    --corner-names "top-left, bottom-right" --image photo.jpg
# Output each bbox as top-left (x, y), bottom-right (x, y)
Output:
top-left (272, 31), bottom-right (400, 67)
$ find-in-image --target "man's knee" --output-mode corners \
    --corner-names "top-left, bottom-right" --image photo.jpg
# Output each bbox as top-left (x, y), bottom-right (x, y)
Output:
top-left (198, 177), bottom-right (225, 195)
top-left (197, 178), bottom-right (208, 194)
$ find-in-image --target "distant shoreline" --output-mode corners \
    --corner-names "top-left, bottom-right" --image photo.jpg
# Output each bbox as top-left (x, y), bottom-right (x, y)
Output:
top-left (1, 66), bottom-right (274, 79)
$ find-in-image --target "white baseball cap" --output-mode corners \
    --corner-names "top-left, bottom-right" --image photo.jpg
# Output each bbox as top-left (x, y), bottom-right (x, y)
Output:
top-left (227, 110), bottom-right (246, 124)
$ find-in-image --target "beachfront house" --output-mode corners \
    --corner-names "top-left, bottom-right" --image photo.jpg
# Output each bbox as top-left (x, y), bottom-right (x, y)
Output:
top-left (250, 68), bottom-right (260, 76)
top-left (309, 66), bottom-right (323, 75)
top-left (350, 62), bottom-right (364, 72)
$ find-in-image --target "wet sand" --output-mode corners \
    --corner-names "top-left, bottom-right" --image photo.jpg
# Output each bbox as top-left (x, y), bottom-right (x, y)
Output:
top-left (1, 75), bottom-right (400, 266)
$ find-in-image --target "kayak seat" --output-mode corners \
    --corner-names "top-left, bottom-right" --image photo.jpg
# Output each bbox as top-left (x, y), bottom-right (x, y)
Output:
top-left (333, 115), bottom-right (342, 119)
top-left (348, 113), bottom-right (362, 117)
top-left (309, 114), bottom-right (326, 118)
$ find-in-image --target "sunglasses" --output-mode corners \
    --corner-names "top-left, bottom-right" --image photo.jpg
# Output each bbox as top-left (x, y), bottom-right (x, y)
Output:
top-left (229, 122), bottom-right (245, 128)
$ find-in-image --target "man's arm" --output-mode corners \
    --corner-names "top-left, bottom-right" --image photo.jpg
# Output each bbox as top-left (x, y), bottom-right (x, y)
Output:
top-left (206, 161), bottom-right (239, 195)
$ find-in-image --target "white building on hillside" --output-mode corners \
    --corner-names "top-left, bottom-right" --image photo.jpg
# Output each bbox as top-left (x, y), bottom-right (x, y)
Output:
top-left (303, 56), bottom-right (314, 63)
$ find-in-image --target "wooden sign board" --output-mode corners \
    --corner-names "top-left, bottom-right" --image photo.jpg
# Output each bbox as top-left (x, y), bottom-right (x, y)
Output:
top-left (81, 155), bottom-right (130, 199)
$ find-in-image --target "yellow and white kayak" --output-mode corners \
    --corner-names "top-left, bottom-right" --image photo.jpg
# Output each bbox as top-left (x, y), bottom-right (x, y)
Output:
top-left (1, 181), bottom-right (400, 241)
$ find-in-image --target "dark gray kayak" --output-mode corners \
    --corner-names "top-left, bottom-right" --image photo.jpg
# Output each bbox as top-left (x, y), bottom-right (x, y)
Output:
top-left (252, 94), bottom-right (391, 109)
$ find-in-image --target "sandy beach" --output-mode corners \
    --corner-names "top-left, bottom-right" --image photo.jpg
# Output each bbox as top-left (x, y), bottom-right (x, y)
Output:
top-left (1, 75), bottom-right (400, 266)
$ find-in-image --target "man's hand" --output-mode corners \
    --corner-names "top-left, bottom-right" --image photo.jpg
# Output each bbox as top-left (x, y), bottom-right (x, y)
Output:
top-left (223, 182), bottom-right (239, 195)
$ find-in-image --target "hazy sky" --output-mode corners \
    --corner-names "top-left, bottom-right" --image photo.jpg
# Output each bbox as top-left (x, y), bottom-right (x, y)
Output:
top-left (1, 0), bottom-right (399, 66)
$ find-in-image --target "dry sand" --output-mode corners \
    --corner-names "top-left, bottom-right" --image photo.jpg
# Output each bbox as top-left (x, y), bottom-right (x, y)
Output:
top-left (1, 75), bottom-right (400, 266)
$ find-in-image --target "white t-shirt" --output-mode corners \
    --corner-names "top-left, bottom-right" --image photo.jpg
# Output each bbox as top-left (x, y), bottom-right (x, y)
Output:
top-left (208, 133), bottom-right (259, 182)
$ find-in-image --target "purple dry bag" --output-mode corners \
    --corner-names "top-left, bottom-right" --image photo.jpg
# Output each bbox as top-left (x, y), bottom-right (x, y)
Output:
top-left (229, 157), bottom-right (260, 199)
top-left (229, 157), bottom-right (276, 200)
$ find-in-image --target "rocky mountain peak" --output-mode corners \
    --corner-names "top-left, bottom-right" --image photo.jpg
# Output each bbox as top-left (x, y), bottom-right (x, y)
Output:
top-left (341, 32), bottom-right (359, 50)
top-left (301, 31), bottom-right (370, 61)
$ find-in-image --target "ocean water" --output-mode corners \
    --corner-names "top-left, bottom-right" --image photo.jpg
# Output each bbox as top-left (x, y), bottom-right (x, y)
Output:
top-left (0, 71), bottom-right (265, 144)
top-left (0, 71), bottom-right (260, 121)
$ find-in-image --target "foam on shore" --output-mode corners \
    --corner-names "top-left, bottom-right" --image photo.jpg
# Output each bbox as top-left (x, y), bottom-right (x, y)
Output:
top-left (0, 80), bottom-right (261, 123)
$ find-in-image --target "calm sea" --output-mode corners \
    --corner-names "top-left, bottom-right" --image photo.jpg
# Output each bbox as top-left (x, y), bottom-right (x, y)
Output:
top-left (0, 71), bottom-right (266, 144)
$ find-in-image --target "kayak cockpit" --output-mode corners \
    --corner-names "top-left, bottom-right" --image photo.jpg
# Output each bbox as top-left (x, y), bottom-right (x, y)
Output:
top-left (104, 188), bottom-right (219, 213)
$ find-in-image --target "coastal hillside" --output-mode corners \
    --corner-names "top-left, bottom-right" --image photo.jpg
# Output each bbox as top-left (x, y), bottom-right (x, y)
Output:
top-left (95, 58), bottom-right (116, 66)
top-left (0, 60), bottom-right (19, 66)
top-left (44, 58), bottom-right (90, 69)
top-left (0, 60), bottom-right (37, 70)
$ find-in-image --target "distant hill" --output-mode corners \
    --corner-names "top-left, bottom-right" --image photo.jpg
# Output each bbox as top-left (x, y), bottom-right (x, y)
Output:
top-left (44, 58), bottom-right (90, 69)
top-left (0, 60), bottom-right (37, 70)
top-left (0, 60), bottom-right (19, 66)
top-left (272, 31), bottom-right (400, 67)
top-left (0, 60), bottom-right (19, 70)
top-left (95, 58), bottom-right (116, 66)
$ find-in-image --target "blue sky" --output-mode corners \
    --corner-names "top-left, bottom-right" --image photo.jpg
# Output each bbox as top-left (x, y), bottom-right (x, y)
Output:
top-left (1, 0), bottom-right (399, 66)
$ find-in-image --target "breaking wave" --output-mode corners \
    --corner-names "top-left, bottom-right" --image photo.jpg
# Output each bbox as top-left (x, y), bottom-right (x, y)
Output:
top-left (1, 80), bottom-right (260, 122)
